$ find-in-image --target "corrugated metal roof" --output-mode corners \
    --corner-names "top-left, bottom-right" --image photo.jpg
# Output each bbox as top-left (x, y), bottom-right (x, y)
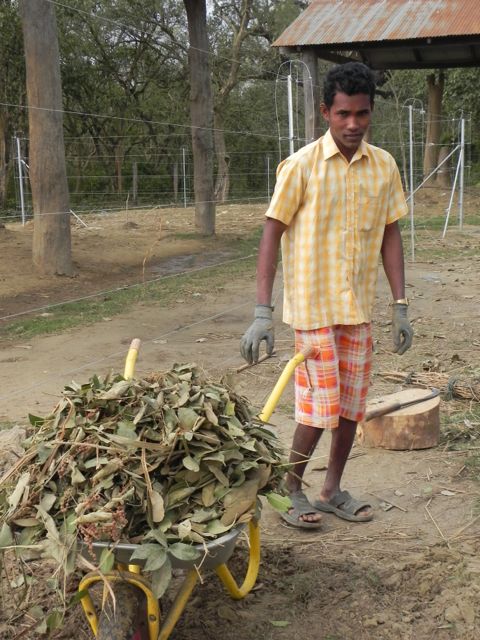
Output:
top-left (274, 0), bottom-right (480, 47)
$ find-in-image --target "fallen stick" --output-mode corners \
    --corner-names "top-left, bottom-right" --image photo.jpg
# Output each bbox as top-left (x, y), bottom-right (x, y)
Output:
top-left (425, 504), bottom-right (450, 547)
top-left (449, 513), bottom-right (480, 540)
top-left (368, 491), bottom-right (408, 513)
top-left (236, 352), bottom-right (275, 372)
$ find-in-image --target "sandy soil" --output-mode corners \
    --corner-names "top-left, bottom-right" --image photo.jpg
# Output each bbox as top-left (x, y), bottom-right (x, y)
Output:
top-left (0, 195), bottom-right (479, 639)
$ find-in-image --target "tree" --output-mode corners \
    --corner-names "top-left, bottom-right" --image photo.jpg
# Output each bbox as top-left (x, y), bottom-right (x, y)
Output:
top-left (19, 0), bottom-right (73, 275)
top-left (183, 0), bottom-right (215, 235)
top-left (0, 0), bottom-right (25, 212)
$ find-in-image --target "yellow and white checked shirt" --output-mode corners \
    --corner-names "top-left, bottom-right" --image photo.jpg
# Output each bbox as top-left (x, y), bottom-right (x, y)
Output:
top-left (266, 129), bottom-right (407, 330)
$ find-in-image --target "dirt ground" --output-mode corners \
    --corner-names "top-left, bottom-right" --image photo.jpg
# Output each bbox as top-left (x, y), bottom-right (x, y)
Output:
top-left (0, 193), bottom-right (480, 639)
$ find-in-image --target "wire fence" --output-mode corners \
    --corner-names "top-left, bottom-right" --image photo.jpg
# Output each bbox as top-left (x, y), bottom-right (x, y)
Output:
top-left (3, 68), bottom-right (476, 230)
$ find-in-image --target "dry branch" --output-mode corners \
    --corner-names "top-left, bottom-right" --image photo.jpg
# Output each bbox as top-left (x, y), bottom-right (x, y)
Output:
top-left (379, 371), bottom-right (480, 401)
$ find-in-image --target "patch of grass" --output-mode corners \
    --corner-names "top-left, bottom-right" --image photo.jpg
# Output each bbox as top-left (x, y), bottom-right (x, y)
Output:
top-left (440, 405), bottom-right (480, 448)
top-left (0, 228), bottom-right (262, 342)
top-left (402, 214), bottom-right (480, 231)
top-left (440, 406), bottom-right (480, 484)
top-left (415, 245), bottom-right (479, 260)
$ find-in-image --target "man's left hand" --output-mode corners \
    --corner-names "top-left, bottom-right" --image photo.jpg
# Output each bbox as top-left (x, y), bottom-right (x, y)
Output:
top-left (392, 303), bottom-right (413, 355)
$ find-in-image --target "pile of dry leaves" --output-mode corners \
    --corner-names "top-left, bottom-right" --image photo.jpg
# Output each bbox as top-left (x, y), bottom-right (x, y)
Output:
top-left (0, 363), bottom-right (289, 598)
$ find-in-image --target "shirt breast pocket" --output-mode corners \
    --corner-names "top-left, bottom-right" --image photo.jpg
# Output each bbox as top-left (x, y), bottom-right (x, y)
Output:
top-left (357, 185), bottom-right (383, 231)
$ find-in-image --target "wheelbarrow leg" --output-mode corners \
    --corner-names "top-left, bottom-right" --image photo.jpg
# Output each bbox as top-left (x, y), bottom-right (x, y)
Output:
top-left (157, 570), bottom-right (198, 640)
top-left (215, 520), bottom-right (260, 600)
top-left (79, 570), bottom-right (160, 640)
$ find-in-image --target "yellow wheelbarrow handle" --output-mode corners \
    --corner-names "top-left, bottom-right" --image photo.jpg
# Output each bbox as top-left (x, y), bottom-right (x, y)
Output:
top-left (123, 338), bottom-right (141, 379)
top-left (258, 347), bottom-right (313, 423)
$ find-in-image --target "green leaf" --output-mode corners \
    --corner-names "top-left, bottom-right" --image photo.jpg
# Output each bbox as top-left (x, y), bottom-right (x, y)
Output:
top-left (177, 407), bottom-right (199, 430)
top-left (207, 463), bottom-right (230, 487)
top-left (130, 544), bottom-right (168, 572)
top-left (99, 548), bottom-right (115, 573)
top-left (167, 485), bottom-right (196, 508)
top-left (28, 414), bottom-right (45, 427)
top-left (46, 609), bottom-right (63, 631)
top-left (116, 420), bottom-right (137, 438)
top-left (98, 379), bottom-right (131, 400)
top-left (0, 522), bottom-right (13, 548)
top-left (205, 520), bottom-right (232, 536)
top-left (190, 508), bottom-right (217, 524)
top-left (39, 493), bottom-right (57, 513)
top-left (168, 542), bottom-right (201, 562)
top-left (270, 620), bottom-right (290, 627)
top-left (203, 451), bottom-right (225, 464)
top-left (71, 466), bottom-right (86, 485)
top-left (204, 402), bottom-right (219, 426)
top-left (68, 589), bottom-right (89, 607)
top-left (151, 557), bottom-right (172, 598)
top-left (266, 492), bottom-right (292, 513)
top-left (224, 400), bottom-right (236, 416)
top-left (182, 455), bottom-right (200, 472)
top-left (84, 457), bottom-right (109, 469)
top-left (177, 519), bottom-right (192, 540)
top-left (12, 518), bottom-right (41, 527)
top-left (201, 482), bottom-right (216, 507)
top-left (36, 443), bottom-right (53, 464)
top-left (7, 472), bottom-right (30, 510)
top-left (226, 416), bottom-right (245, 437)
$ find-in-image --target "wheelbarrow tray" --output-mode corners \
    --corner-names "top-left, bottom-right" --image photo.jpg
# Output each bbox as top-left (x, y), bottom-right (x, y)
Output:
top-left (80, 525), bottom-right (245, 571)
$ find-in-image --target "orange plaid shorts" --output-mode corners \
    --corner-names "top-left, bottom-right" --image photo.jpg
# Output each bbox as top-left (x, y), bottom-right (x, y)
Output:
top-left (295, 324), bottom-right (372, 429)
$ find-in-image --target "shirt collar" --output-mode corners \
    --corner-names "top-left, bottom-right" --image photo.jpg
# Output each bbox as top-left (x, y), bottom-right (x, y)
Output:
top-left (322, 128), bottom-right (369, 162)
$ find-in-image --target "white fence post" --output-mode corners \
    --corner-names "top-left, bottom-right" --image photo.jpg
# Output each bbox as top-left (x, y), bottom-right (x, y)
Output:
top-left (15, 136), bottom-right (26, 226)
top-left (266, 155), bottom-right (271, 200)
top-left (459, 117), bottom-right (465, 230)
top-left (287, 74), bottom-right (295, 156)
top-left (182, 147), bottom-right (187, 208)
top-left (408, 105), bottom-right (415, 262)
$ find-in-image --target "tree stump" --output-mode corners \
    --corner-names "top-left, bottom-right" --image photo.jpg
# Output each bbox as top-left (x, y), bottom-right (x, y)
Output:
top-left (357, 388), bottom-right (440, 450)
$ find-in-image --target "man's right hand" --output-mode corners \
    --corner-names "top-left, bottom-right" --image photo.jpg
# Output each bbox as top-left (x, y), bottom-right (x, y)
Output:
top-left (240, 304), bottom-right (275, 364)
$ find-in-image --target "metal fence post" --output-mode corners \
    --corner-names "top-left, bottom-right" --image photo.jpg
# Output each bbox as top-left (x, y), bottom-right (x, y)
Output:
top-left (16, 136), bottom-right (26, 225)
top-left (182, 147), bottom-right (187, 208)
top-left (408, 105), bottom-right (415, 261)
top-left (459, 117), bottom-right (465, 230)
top-left (287, 74), bottom-right (295, 157)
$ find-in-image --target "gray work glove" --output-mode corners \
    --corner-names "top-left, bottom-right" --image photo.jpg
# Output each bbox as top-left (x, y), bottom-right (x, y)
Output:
top-left (240, 304), bottom-right (274, 365)
top-left (392, 303), bottom-right (413, 355)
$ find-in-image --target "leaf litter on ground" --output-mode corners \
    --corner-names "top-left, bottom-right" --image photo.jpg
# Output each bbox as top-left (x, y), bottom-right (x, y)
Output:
top-left (0, 363), bottom-right (290, 601)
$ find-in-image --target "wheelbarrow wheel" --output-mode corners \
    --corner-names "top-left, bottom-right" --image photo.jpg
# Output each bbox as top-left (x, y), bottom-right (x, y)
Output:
top-left (97, 582), bottom-right (146, 640)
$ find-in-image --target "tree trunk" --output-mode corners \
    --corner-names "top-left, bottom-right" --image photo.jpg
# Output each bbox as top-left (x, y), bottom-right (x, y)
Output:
top-left (0, 110), bottom-right (7, 210)
top-left (19, 0), bottom-right (73, 275)
top-left (213, 111), bottom-right (230, 203)
top-left (183, 0), bottom-right (215, 235)
top-left (423, 72), bottom-right (444, 183)
top-left (436, 146), bottom-right (451, 188)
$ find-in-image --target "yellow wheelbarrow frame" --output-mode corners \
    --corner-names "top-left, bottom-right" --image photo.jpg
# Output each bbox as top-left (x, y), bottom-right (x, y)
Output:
top-left (79, 341), bottom-right (311, 639)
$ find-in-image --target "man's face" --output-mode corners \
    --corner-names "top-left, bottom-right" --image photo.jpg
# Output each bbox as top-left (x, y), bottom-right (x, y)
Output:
top-left (321, 92), bottom-right (372, 160)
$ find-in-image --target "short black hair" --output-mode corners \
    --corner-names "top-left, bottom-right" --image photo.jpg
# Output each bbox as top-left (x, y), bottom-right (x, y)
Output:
top-left (323, 62), bottom-right (376, 108)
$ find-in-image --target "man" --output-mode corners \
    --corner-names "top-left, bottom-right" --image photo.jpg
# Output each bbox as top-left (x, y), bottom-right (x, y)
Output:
top-left (240, 62), bottom-right (413, 529)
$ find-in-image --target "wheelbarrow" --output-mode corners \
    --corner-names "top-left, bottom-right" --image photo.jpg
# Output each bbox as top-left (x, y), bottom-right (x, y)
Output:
top-left (79, 340), bottom-right (311, 640)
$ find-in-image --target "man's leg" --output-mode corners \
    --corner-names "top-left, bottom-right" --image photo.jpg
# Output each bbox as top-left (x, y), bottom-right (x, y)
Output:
top-left (318, 416), bottom-right (372, 518)
top-left (285, 423), bottom-right (323, 523)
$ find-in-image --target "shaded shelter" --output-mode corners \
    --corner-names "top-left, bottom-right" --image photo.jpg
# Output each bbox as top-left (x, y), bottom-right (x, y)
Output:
top-left (273, 0), bottom-right (480, 141)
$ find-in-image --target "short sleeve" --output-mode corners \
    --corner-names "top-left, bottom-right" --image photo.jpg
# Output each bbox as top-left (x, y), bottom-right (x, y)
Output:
top-left (265, 157), bottom-right (306, 226)
top-left (386, 158), bottom-right (408, 225)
